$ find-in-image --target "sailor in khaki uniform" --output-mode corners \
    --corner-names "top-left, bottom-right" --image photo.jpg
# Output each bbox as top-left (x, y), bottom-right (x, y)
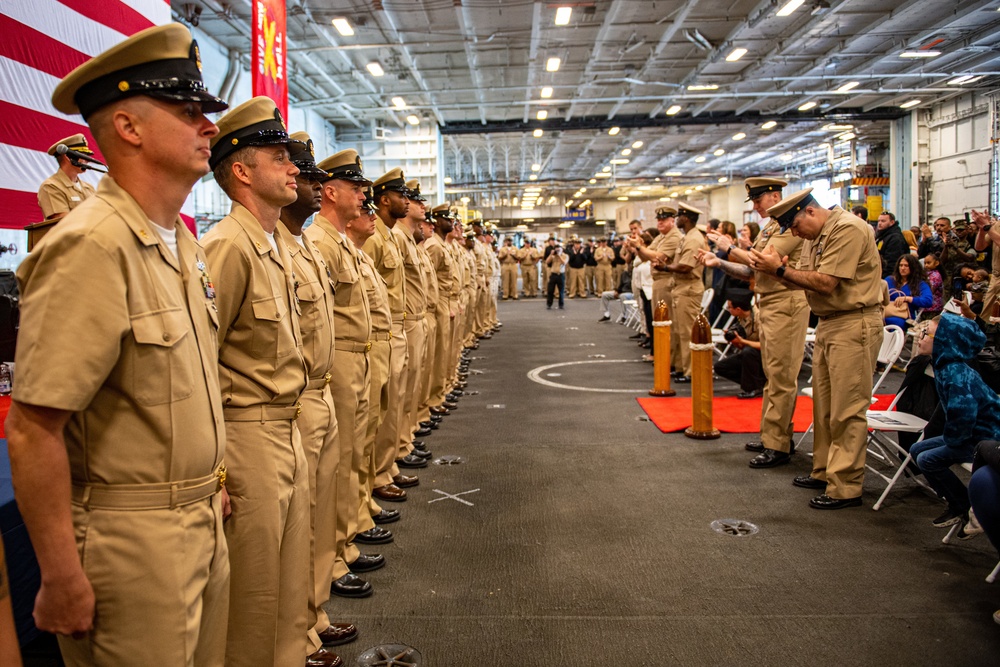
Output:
top-left (279, 133), bottom-right (358, 663)
top-left (699, 178), bottom-right (810, 467)
top-left (416, 214), bottom-right (442, 433)
top-left (8, 23), bottom-right (230, 666)
top-left (425, 205), bottom-right (457, 413)
top-left (660, 204), bottom-right (707, 381)
top-left (518, 240), bottom-right (540, 297)
top-left (37, 134), bottom-right (98, 219)
top-left (202, 97), bottom-right (315, 667)
top-left (750, 188), bottom-right (884, 509)
top-left (593, 237), bottom-right (614, 293)
top-left (629, 207), bottom-right (683, 369)
top-left (498, 238), bottom-right (519, 299)
top-left (305, 151), bottom-right (379, 600)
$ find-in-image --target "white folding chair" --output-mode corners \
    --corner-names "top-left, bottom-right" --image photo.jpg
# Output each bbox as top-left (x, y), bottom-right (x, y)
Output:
top-left (700, 287), bottom-right (714, 315)
top-left (710, 314), bottom-right (736, 358)
top-left (796, 325), bottom-right (906, 450)
top-left (864, 388), bottom-right (933, 510)
top-left (622, 299), bottom-right (641, 330)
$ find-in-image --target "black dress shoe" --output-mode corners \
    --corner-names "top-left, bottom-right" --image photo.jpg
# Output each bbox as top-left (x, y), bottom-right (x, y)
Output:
top-left (673, 375), bottom-right (691, 384)
top-left (793, 475), bottom-right (826, 490)
top-left (429, 414), bottom-right (443, 422)
top-left (442, 400), bottom-right (458, 410)
top-left (331, 573), bottom-right (372, 598)
top-left (412, 441), bottom-right (427, 451)
top-left (428, 421), bottom-right (440, 430)
top-left (318, 622), bottom-right (358, 647)
top-left (737, 389), bottom-right (764, 399)
top-left (598, 315), bottom-right (611, 322)
top-left (809, 494), bottom-right (862, 510)
top-left (307, 648), bottom-right (343, 666)
top-left (393, 473), bottom-right (420, 487)
top-left (414, 426), bottom-right (432, 437)
top-left (450, 389), bottom-right (464, 397)
top-left (411, 448), bottom-right (432, 460)
top-left (371, 508), bottom-right (400, 524)
top-left (446, 393), bottom-right (460, 402)
top-left (396, 453), bottom-right (428, 469)
top-left (354, 526), bottom-right (393, 544)
top-left (348, 553), bottom-right (385, 573)
top-left (748, 449), bottom-right (791, 468)
top-left (670, 371), bottom-right (685, 378)
top-left (745, 441), bottom-right (764, 452)
top-left (430, 406), bottom-right (450, 416)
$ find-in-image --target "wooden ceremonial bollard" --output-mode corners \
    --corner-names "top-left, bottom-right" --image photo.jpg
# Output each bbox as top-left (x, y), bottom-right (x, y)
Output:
top-left (685, 312), bottom-right (720, 439)
top-left (648, 299), bottom-right (676, 397)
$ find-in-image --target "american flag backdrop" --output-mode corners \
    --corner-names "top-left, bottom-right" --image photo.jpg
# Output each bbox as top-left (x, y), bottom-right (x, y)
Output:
top-left (0, 0), bottom-right (176, 231)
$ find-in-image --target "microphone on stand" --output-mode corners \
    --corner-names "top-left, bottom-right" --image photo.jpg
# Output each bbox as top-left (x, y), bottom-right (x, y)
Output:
top-left (55, 144), bottom-right (108, 173)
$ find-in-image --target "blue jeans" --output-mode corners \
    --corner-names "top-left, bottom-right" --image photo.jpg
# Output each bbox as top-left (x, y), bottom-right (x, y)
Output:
top-left (910, 435), bottom-right (975, 514)
top-left (970, 466), bottom-right (1000, 555)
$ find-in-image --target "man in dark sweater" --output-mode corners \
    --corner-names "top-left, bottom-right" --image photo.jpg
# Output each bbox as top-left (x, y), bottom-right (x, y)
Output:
top-left (876, 211), bottom-right (908, 278)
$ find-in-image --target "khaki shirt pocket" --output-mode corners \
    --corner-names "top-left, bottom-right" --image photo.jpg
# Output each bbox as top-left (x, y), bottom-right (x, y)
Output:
top-left (295, 279), bottom-right (324, 333)
top-left (251, 295), bottom-right (294, 359)
top-left (129, 308), bottom-right (194, 406)
top-left (382, 249), bottom-right (400, 270)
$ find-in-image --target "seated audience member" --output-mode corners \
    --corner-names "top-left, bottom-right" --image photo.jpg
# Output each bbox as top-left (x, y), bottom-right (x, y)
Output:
top-left (884, 254), bottom-right (931, 329)
top-left (909, 313), bottom-right (1000, 534)
top-left (712, 291), bottom-right (764, 399)
top-left (956, 265), bottom-right (990, 316)
top-left (968, 440), bottom-right (1000, 624)
top-left (922, 253), bottom-right (944, 315)
top-left (597, 262), bottom-right (633, 322)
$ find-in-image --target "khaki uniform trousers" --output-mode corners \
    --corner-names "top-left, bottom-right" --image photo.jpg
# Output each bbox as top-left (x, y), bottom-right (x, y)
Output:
top-left (329, 348), bottom-right (370, 580)
top-left (223, 418), bottom-right (310, 667)
top-left (374, 323), bottom-right (408, 488)
top-left (651, 277), bottom-right (679, 371)
top-left (449, 295), bottom-right (469, 383)
top-left (585, 265), bottom-right (597, 294)
top-left (298, 383), bottom-right (340, 653)
top-left (757, 291), bottom-right (810, 453)
top-left (400, 316), bottom-right (426, 457)
top-left (522, 264), bottom-right (538, 296)
top-left (501, 263), bottom-right (518, 299)
top-left (810, 309), bottom-right (883, 499)
top-left (672, 279), bottom-right (704, 377)
top-left (418, 312), bottom-right (438, 424)
top-left (612, 264), bottom-right (625, 290)
top-left (596, 265), bottom-right (613, 294)
top-left (60, 495), bottom-right (229, 667)
top-left (356, 338), bottom-right (390, 554)
top-left (567, 267), bottom-right (586, 297)
top-left (429, 306), bottom-right (453, 407)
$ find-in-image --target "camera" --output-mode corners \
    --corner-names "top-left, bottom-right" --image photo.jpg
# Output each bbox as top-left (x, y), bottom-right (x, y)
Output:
top-left (723, 329), bottom-right (737, 342)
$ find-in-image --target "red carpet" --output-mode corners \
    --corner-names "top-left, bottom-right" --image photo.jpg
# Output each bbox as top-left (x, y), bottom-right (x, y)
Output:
top-left (636, 394), bottom-right (894, 434)
top-left (0, 395), bottom-right (8, 438)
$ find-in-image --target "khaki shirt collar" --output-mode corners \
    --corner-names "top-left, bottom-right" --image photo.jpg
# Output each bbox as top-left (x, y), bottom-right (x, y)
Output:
top-left (229, 202), bottom-right (285, 267)
top-left (94, 176), bottom-right (183, 271)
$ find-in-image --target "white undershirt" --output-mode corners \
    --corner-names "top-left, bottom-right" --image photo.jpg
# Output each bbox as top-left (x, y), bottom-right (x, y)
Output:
top-left (293, 234), bottom-right (306, 249)
top-left (154, 223), bottom-right (178, 260)
top-left (265, 230), bottom-right (279, 255)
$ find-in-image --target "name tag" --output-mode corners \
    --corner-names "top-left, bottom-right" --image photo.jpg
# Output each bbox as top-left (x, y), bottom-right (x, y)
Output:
top-left (70, 196), bottom-right (81, 201)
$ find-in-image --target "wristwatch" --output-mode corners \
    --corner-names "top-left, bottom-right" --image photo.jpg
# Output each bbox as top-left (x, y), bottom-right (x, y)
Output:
top-left (775, 266), bottom-right (786, 279)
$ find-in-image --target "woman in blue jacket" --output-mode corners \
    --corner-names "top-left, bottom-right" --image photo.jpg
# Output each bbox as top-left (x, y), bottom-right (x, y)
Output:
top-left (884, 254), bottom-right (932, 330)
top-left (910, 312), bottom-right (1000, 532)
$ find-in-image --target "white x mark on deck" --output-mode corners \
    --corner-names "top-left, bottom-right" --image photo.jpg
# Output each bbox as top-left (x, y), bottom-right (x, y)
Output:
top-left (428, 488), bottom-right (481, 506)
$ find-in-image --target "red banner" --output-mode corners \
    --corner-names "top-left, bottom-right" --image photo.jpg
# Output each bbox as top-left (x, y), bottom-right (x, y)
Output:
top-left (251, 0), bottom-right (288, 120)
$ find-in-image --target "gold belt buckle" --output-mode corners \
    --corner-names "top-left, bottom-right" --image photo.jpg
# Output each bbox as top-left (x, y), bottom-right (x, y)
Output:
top-left (216, 464), bottom-right (227, 488)
top-left (365, 341), bottom-right (372, 352)
top-left (324, 372), bottom-right (332, 385)
top-left (388, 331), bottom-right (393, 340)
top-left (294, 402), bottom-right (302, 419)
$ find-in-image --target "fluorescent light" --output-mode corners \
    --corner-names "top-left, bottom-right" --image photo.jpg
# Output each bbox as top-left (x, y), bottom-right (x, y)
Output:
top-left (528, 174), bottom-right (538, 180)
top-left (666, 105), bottom-right (682, 115)
top-left (595, 220), bottom-right (606, 225)
top-left (366, 62), bottom-right (385, 77)
top-left (780, 153), bottom-right (793, 161)
top-left (639, 186), bottom-right (652, 191)
top-left (536, 109), bottom-right (548, 120)
top-left (589, 178), bottom-right (597, 184)
top-left (726, 48), bottom-right (748, 62)
top-left (533, 128), bottom-right (543, 137)
top-left (776, 0), bottom-right (805, 17)
top-left (835, 81), bottom-right (859, 93)
top-left (392, 96), bottom-right (406, 109)
top-left (713, 148), bottom-right (725, 156)
top-left (694, 156), bottom-right (706, 163)
top-left (732, 132), bottom-right (746, 141)
top-left (718, 176), bottom-right (729, 183)
top-left (632, 140), bottom-right (644, 149)
top-left (665, 171), bottom-right (682, 176)
top-left (838, 132), bottom-right (856, 141)
top-left (627, 190), bottom-right (642, 196)
top-left (332, 18), bottom-right (354, 36)
top-left (554, 6), bottom-right (572, 25)
top-left (541, 86), bottom-right (553, 98)
top-left (684, 189), bottom-right (693, 194)
top-left (948, 75), bottom-right (982, 85)
top-left (595, 173), bottom-right (611, 178)
top-left (822, 123), bottom-right (854, 131)
top-left (406, 114), bottom-right (420, 125)
top-left (900, 50), bottom-right (941, 59)
top-left (547, 196), bottom-right (557, 204)
top-left (546, 57), bottom-right (561, 72)
top-left (659, 197), bottom-right (671, 201)
top-left (580, 199), bottom-right (592, 207)
top-left (609, 158), bottom-right (629, 164)
top-left (695, 185), bottom-right (704, 191)
top-left (761, 120), bottom-right (777, 129)
top-left (687, 84), bottom-right (718, 91)
top-left (460, 196), bottom-right (471, 203)
top-left (579, 188), bottom-right (587, 193)
top-left (798, 101), bottom-right (817, 111)
top-left (517, 223), bottom-right (530, 229)
top-left (531, 163), bottom-right (541, 171)
top-left (621, 149), bottom-right (632, 156)
top-left (524, 186), bottom-right (541, 192)
top-left (617, 196), bottom-right (629, 201)
top-left (900, 99), bottom-right (921, 109)
top-left (602, 166), bottom-right (611, 172)
top-left (443, 176), bottom-right (453, 184)
top-left (608, 126), bottom-right (620, 136)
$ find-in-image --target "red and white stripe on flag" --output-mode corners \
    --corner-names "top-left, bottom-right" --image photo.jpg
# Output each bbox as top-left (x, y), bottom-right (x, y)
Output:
top-left (0, 1), bottom-right (199, 232)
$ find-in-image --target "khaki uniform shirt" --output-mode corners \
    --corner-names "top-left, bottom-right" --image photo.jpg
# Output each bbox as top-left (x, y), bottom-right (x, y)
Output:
top-left (738, 306), bottom-right (760, 342)
top-left (281, 224), bottom-right (335, 379)
top-left (423, 234), bottom-right (454, 313)
top-left (650, 228), bottom-right (682, 280)
top-left (498, 245), bottom-right (518, 264)
top-left (752, 219), bottom-right (804, 295)
top-left (392, 223), bottom-right (426, 319)
top-left (15, 176), bottom-right (224, 484)
top-left (447, 240), bottom-right (465, 302)
top-left (594, 247), bottom-right (614, 265)
top-left (202, 203), bottom-right (306, 408)
top-left (362, 218), bottom-right (406, 321)
top-left (305, 215), bottom-right (372, 345)
top-left (417, 244), bottom-right (439, 314)
top-left (37, 169), bottom-right (96, 219)
top-left (358, 250), bottom-right (392, 334)
top-left (797, 207), bottom-right (884, 317)
top-left (673, 228), bottom-right (707, 281)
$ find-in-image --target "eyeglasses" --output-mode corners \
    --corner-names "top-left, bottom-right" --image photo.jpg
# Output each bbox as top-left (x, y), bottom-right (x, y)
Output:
top-left (919, 330), bottom-right (935, 340)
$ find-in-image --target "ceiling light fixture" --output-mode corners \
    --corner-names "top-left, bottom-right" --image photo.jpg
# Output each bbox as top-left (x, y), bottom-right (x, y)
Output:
top-left (687, 84), bottom-right (719, 91)
top-left (406, 114), bottom-right (420, 125)
top-left (838, 132), bottom-right (856, 141)
top-left (835, 81), bottom-right (859, 93)
top-left (536, 109), bottom-right (548, 120)
top-left (726, 47), bottom-right (748, 62)
top-left (443, 176), bottom-right (453, 184)
top-left (665, 171), bottom-right (682, 176)
top-left (798, 101), bottom-right (817, 111)
top-left (695, 185), bottom-right (704, 191)
top-left (684, 188), bottom-right (694, 194)
top-left (899, 99), bottom-right (921, 109)
top-left (776, 0), bottom-right (805, 17)
top-left (732, 132), bottom-right (746, 140)
top-left (602, 166), bottom-right (612, 172)
top-left (617, 196), bottom-right (629, 201)
top-left (694, 156), bottom-right (706, 163)
top-left (391, 96), bottom-right (406, 109)
top-left (589, 178), bottom-right (597, 184)
top-left (621, 149), bottom-right (632, 156)
top-left (900, 50), bottom-right (941, 59)
top-left (531, 163), bottom-right (541, 171)
top-left (332, 18), bottom-right (354, 36)
top-left (948, 75), bottom-right (982, 85)
top-left (595, 173), bottom-right (611, 178)
top-left (554, 6), bottom-right (572, 25)
top-left (761, 120), bottom-right (777, 129)
top-left (533, 128), bottom-right (544, 137)
top-left (608, 126), bottom-right (621, 135)
top-left (718, 176), bottom-right (729, 183)
top-left (822, 123), bottom-right (854, 131)
top-left (713, 148), bottom-right (725, 156)
top-left (541, 86), bottom-right (553, 98)
top-left (546, 57), bottom-right (561, 72)
top-left (366, 62), bottom-right (385, 77)
top-left (580, 199), bottom-right (592, 207)
top-left (632, 140), bottom-right (644, 149)
top-left (666, 104), bottom-right (682, 115)
top-left (529, 174), bottom-right (538, 180)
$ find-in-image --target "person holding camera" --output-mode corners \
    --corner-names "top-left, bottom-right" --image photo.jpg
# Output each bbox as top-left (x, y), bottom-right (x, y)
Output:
top-left (713, 292), bottom-right (765, 399)
top-left (546, 243), bottom-right (569, 309)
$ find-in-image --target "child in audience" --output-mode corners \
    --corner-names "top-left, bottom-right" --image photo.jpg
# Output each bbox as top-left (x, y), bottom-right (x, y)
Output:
top-left (922, 253), bottom-right (944, 315)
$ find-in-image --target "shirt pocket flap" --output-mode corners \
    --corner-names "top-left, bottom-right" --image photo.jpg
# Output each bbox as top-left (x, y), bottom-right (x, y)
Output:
top-left (296, 279), bottom-right (323, 304)
top-left (131, 308), bottom-right (189, 347)
top-left (252, 295), bottom-right (287, 322)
